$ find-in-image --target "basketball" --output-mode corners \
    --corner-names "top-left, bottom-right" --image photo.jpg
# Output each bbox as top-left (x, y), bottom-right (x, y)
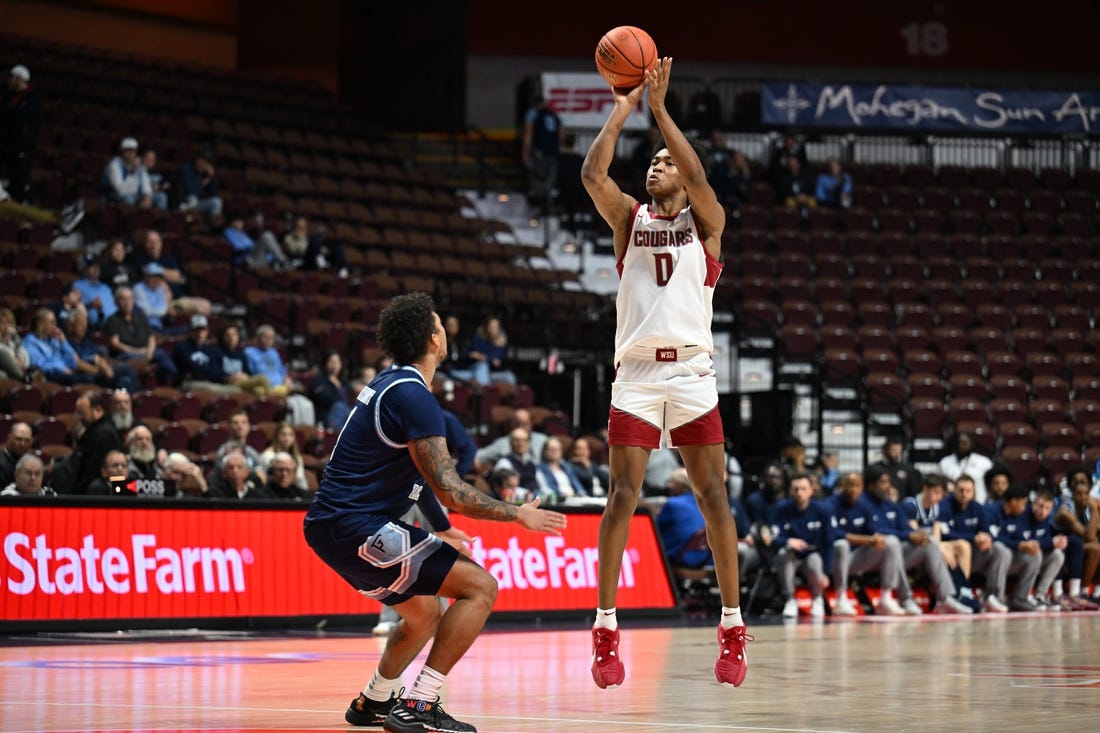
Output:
top-left (595, 26), bottom-right (658, 91)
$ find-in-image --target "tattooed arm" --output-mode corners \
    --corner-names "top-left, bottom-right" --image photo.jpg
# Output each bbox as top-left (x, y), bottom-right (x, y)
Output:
top-left (409, 436), bottom-right (567, 534)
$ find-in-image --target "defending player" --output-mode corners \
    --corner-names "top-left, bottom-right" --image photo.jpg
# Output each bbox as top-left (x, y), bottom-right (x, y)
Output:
top-left (303, 293), bottom-right (566, 733)
top-left (581, 58), bottom-right (750, 689)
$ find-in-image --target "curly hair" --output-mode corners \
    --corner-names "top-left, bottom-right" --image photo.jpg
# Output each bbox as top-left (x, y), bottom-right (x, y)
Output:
top-left (378, 292), bottom-right (437, 365)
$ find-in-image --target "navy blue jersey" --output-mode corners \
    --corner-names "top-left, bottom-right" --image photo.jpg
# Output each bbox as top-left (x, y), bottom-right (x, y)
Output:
top-left (988, 503), bottom-right (1029, 550)
top-left (863, 494), bottom-right (911, 541)
top-left (823, 492), bottom-right (874, 542)
top-left (770, 498), bottom-right (834, 574)
top-left (941, 496), bottom-right (989, 542)
top-left (1026, 506), bottom-right (1059, 551)
top-left (305, 365), bottom-right (450, 531)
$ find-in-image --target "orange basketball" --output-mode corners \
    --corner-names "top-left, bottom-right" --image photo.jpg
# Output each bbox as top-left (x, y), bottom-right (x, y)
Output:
top-left (595, 26), bottom-right (658, 91)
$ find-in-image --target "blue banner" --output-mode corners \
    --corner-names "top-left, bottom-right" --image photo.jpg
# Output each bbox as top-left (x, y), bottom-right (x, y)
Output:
top-left (762, 83), bottom-right (1100, 134)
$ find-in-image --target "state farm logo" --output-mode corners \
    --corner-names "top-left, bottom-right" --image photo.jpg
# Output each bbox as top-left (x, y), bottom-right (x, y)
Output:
top-left (3, 532), bottom-right (252, 596)
top-left (468, 535), bottom-right (640, 590)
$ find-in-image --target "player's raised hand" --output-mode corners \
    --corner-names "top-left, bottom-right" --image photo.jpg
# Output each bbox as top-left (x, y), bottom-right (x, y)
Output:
top-left (516, 496), bottom-right (568, 535)
top-left (645, 57), bottom-right (673, 110)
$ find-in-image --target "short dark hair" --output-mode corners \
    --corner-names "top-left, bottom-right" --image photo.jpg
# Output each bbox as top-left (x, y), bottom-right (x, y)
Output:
top-left (378, 292), bottom-right (436, 365)
top-left (1004, 483), bottom-right (1030, 501)
top-left (922, 473), bottom-right (948, 491)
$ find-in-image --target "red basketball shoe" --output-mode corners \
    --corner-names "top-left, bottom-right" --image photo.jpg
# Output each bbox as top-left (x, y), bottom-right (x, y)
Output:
top-left (714, 624), bottom-right (753, 687)
top-left (590, 626), bottom-right (625, 689)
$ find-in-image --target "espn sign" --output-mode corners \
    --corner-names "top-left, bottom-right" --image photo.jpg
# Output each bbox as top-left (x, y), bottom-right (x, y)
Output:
top-left (0, 503), bottom-right (675, 627)
top-left (541, 72), bottom-right (649, 130)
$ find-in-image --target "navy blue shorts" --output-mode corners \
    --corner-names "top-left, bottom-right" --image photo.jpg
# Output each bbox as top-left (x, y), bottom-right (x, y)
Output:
top-left (303, 515), bottom-right (459, 606)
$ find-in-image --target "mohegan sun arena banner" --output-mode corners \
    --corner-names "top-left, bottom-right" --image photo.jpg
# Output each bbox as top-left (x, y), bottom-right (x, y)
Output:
top-left (762, 82), bottom-right (1100, 134)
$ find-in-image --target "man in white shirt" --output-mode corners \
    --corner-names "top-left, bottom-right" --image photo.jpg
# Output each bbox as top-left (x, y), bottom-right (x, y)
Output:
top-left (938, 432), bottom-right (994, 503)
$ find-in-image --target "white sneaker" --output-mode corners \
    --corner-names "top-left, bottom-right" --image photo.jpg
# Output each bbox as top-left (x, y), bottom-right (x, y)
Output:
top-left (902, 598), bottom-right (924, 616)
top-left (833, 594), bottom-right (857, 616)
top-left (371, 621), bottom-right (395, 636)
top-left (876, 593), bottom-right (905, 616)
top-left (936, 596), bottom-right (974, 615)
top-left (782, 598), bottom-right (799, 618)
top-left (983, 595), bottom-right (1008, 613)
top-left (810, 596), bottom-right (825, 619)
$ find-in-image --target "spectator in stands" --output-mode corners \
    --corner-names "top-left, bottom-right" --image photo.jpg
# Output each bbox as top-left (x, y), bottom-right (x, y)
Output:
top-left (247, 211), bottom-right (291, 269)
top-left (939, 431), bottom-right (995, 504)
top-left (162, 451), bottom-right (207, 496)
top-left (475, 407), bottom-right (548, 468)
top-left (941, 473), bottom-right (1010, 613)
top-left (536, 436), bottom-right (586, 500)
top-left (124, 424), bottom-right (164, 481)
top-left (1, 64), bottom-right (42, 205)
top-left (745, 462), bottom-right (787, 525)
top-left (771, 472), bottom-right (833, 619)
top-left (643, 447), bottom-right (683, 497)
top-left (214, 409), bottom-right (266, 481)
top-left (309, 351), bottom-right (352, 430)
top-left (816, 451), bottom-right (840, 494)
top-left (67, 390), bottom-right (123, 495)
top-left (142, 148), bottom-right (170, 210)
top-left (769, 132), bottom-right (807, 184)
top-left (87, 449), bottom-right (138, 495)
top-left (982, 464), bottom-right (1012, 510)
top-left (557, 131), bottom-right (586, 233)
top-left (814, 158), bottom-right (852, 208)
top-left (133, 262), bottom-right (183, 334)
top-left (522, 94), bottom-right (563, 211)
top-left (872, 436), bottom-right (923, 500)
top-left (465, 315), bottom-right (516, 386)
top-left (709, 149), bottom-right (752, 212)
top-left (104, 286), bottom-right (178, 385)
top-left (487, 465), bottom-right (525, 503)
top-left (172, 314), bottom-right (234, 393)
top-left (1, 454), bottom-right (54, 496)
top-left (205, 449), bottom-right (271, 500)
top-left (22, 307), bottom-right (97, 386)
top-left (299, 217), bottom-right (348, 278)
top-left (567, 436), bottom-right (610, 496)
top-left (440, 315), bottom-right (474, 383)
top-left (0, 421), bottom-right (33, 488)
top-left (223, 212), bottom-right (271, 269)
top-left (657, 467), bottom-right (711, 569)
top-left (259, 422), bottom-right (309, 493)
top-left (102, 137), bottom-right (152, 207)
top-left (776, 156), bottom-right (816, 212)
top-left (100, 238), bottom-right (137, 291)
top-left (73, 253), bottom-right (117, 329)
top-left (493, 428), bottom-right (539, 495)
top-left (177, 148), bottom-right (222, 217)
top-left (132, 229), bottom-right (212, 317)
top-left (1054, 475), bottom-right (1100, 608)
top-left (65, 305), bottom-right (139, 392)
top-left (0, 306), bottom-right (30, 380)
top-left (50, 284), bottom-right (84, 332)
top-left (109, 388), bottom-right (135, 433)
top-left (986, 483), bottom-right (1043, 612)
top-left (264, 451), bottom-right (312, 501)
top-left (1028, 485), bottom-right (1068, 610)
top-left (245, 324), bottom-right (295, 397)
top-left (280, 214), bottom-right (310, 265)
top-left (217, 322), bottom-right (269, 395)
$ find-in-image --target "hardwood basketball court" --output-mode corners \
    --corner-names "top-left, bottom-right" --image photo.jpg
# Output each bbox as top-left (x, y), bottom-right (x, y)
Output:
top-left (2, 612), bottom-right (1098, 733)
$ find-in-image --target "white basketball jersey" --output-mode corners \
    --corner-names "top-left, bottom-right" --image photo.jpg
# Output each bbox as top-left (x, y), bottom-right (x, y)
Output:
top-left (614, 203), bottom-right (723, 365)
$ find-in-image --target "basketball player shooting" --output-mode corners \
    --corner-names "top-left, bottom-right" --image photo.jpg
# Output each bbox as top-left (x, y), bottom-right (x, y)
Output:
top-left (581, 57), bottom-right (751, 689)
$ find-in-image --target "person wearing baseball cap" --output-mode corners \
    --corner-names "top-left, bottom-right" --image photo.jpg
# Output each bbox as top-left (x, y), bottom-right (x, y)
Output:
top-left (102, 136), bottom-right (152, 208)
top-left (1, 63), bottom-right (42, 203)
top-left (72, 252), bottom-right (118, 328)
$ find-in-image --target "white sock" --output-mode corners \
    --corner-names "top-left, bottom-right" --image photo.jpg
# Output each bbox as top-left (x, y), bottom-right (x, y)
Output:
top-left (1069, 579), bottom-right (1081, 597)
top-left (364, 669), bottom-right (402, 702)
top-left (406, 665), bottom-right (446, 702)
top-left (721, 606), bottom-right (743, 629)
top-left (1052, 580), bottom-right (1064, 600)
top-left (594, 607), bottom-right (617, 630)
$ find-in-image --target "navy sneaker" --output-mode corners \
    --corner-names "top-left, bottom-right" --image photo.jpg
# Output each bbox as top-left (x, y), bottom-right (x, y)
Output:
top-left (383, 697), bottom-right (476, 733)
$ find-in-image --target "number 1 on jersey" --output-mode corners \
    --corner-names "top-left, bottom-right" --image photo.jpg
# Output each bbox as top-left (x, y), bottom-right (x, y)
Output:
top-left (654, 252), bottom-right (674, 286)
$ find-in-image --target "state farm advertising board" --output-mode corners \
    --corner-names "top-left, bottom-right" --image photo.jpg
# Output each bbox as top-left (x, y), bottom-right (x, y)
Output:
top-left (1, 504), bottom-right (675, 626)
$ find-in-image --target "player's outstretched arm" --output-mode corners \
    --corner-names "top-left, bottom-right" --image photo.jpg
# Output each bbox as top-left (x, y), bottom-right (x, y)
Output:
top-left (410, 436), bottom-right (566, 535)
top-left (581, 82), bottom-right (646, 240)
